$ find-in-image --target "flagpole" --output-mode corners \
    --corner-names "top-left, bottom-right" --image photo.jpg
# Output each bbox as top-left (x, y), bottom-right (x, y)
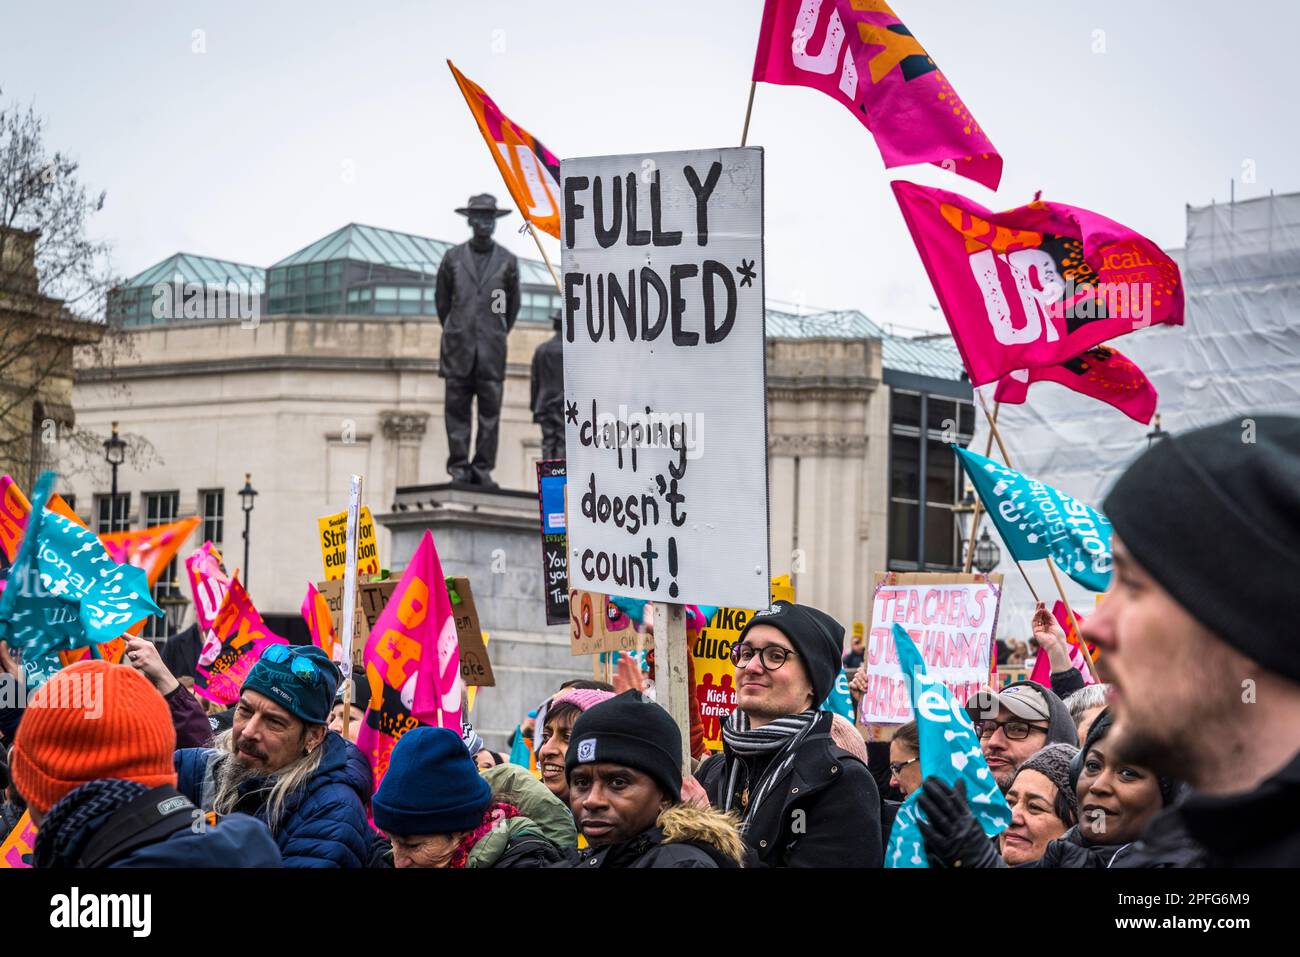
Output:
top-left (976, 395), bottom-right (1100, 680)
top-left (970, 395), bottom-right (1041, 603)
top-left (964, 398), bottom-right (1001, 573)
top-left (740, 81), bottom-right (757, 147)
top-left (525, 220), bottom-right (563, 296)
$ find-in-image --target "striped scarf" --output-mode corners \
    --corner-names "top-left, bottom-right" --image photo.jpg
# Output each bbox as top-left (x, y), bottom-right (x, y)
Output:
top-left (720, 709), bottom-right (817, 827)
top-left (33, 779), bottom-right (148, 868)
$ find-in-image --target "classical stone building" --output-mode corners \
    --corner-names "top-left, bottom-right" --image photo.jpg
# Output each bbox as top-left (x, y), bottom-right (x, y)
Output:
top-left (64, 223), bottom-right (973, 742)
top-left (0, 227), bottom-right (102, 491)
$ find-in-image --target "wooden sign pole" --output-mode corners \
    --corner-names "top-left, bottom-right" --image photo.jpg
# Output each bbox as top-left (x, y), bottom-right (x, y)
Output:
top-left (654, 602), bottom-right (692, 780)
top-left (339, 474), bottom-right (363, 741)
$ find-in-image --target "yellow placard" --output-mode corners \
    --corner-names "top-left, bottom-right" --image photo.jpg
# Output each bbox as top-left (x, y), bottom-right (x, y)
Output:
top-left (317, 505), bottom-right (379, 581)
top-left (691, 576), bottom-right (795, 752)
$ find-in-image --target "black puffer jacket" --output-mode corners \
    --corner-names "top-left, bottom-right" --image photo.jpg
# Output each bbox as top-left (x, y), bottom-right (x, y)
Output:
top-left (697, 710), bottom-right (882, 868)
top-left (1023, 824), bottom-right (1199, 868)
top-left (572, 804), bottom-right (747, 869)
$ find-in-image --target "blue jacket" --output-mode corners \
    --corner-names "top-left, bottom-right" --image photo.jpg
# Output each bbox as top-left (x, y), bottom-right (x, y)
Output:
top-left (112, 812), bottom-right (282, 868)
top-left (175, 732), bottom-right (373, 868)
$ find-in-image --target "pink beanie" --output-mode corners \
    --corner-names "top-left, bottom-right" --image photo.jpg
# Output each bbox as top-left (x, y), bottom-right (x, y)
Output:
top-left (551, 688), bottom-right (616, 713)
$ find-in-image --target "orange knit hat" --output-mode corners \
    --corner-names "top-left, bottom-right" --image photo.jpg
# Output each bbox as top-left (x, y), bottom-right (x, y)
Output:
top-left (10, 659), bottom-right (178, 816)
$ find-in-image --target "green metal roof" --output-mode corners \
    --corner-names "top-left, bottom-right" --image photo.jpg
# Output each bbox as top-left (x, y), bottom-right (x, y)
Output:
top-left (120, 253), bottom-right (265, 293)
top-left (765, 308), bottom-right (966, 382)
top-left (269, 223), bottom-right (558, 287)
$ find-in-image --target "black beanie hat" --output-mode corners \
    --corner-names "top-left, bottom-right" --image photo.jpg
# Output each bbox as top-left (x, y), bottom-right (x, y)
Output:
top-left (1103, 415), bottom-right (1300, 682)
top-left (565, 690), bottom-right (682, 800)
top-left (736, 601), bottom-right (843, 705)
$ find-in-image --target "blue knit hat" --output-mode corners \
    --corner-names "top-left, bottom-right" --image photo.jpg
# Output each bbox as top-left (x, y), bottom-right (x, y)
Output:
top-left (373, 727), bottom-right (492, 837)
top-left (241, 644), bottom-right (340, 726)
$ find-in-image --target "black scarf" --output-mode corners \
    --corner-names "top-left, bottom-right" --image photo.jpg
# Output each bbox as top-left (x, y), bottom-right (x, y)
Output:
top-left (720, 709), bottom-right (818, 826)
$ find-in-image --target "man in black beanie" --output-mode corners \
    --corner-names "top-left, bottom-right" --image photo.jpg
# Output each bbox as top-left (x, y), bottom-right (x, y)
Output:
top-left (562, 691), bottom-right (745, 868)
top-left (1084, 414), bottom-right (1300, 866)
top-left (696, 601), bottom-right (883, 867)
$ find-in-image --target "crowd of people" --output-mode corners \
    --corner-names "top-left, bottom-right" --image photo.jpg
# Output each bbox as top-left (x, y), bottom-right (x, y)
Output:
top-left (0, 416), bottom-right (1296, 868)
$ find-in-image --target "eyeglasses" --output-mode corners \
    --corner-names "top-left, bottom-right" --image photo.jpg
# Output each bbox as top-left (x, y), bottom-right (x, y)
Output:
top-left (889, 757), bottom-right (918, 775)
top-left (261, 645), bottom-right (323, 687)
top-left (974, 718), bottom-right (1049, 741)
top-left (729, 642), bottom-right (798, 671)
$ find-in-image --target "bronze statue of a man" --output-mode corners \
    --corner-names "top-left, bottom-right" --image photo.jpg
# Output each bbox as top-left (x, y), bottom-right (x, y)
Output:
top-left (435, 193), bottom-right (520, 488)
top-left (530, 309), bottom-right (565, 461)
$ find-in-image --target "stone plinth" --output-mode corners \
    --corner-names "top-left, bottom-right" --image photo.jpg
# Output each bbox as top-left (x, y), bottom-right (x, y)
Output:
top-left (376, 483), bottom-right (578, 752)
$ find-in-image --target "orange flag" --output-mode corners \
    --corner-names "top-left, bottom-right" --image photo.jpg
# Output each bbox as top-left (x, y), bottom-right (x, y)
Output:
top-left (448, 60), bottom-right (562, 240)
top-left (0, 474), bottom-right (81, 562)
top-left (302, 582), bottom-right (339, 667)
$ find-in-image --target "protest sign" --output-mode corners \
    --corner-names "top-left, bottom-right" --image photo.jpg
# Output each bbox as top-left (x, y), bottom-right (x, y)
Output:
top-left (194, 576), bottom-right (288, 706)
top-left (885, 623), bottom-right (1011, 868)
top-left (561, 146), bottom-right (770, 610)
top-left (0, 811), bottom-right (36, 869)
top-left (447, 576), bottom-right (494, 686)
top-left (316, 578), bottom-right (396, 669)
top-left (535, 459), bottom-right (569, 625)
top-left (691, 575), bottom-right (795, 751)
top-left (569, 589), bottom-right (642, 657)
top-left (358, 530), bottom-right (463, 790)
top-left (318, 505), bottom-right (379, 581)
top-left (860, 572), bottom-right (1003, 724)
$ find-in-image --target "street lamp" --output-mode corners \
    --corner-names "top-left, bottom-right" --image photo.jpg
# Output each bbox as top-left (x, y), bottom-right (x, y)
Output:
top-left (973, 528), bottom-right (1001, 575)
top-left (239, 473), bottom-right (258, 587)
top-left (102, 421), bottom-right (126, 532)
top-left (1146, 413), bottom-right (1169, 450)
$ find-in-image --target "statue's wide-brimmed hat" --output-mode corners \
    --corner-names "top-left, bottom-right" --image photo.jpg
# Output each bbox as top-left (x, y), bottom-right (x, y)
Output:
top-left (455, 193), bottom-right (512, 218)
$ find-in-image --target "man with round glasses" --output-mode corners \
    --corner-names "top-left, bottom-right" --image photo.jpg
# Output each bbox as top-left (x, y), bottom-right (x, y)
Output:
top-left (696, 601), bottom-right (882, 867)
top-left (964, 682), bottom-right (1079, 793)
top-left (174, 644), bottom-right (374, 867)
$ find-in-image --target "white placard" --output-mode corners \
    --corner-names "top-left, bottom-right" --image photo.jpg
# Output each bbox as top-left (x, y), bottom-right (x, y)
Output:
top-left (560, 146), bottom-right (769, 609)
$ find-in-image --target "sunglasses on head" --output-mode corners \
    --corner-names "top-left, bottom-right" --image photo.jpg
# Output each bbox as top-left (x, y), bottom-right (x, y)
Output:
top-left (261, 645), bottom-right (324, 686)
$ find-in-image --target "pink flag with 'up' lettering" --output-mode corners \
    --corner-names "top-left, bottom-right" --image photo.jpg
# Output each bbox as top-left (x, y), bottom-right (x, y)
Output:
top-left (357, 530), bottom-right (463, 791)
top-left (752, 0), bottom-right (1002, 189)
top-left (995, 344), bottom-right (1159, 425)
top-left (892, 180), bottom-right (1184, 387)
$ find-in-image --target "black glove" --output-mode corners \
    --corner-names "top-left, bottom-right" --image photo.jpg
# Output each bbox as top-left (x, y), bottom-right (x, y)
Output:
top-left (916, 777), bottom-right (1005, 869)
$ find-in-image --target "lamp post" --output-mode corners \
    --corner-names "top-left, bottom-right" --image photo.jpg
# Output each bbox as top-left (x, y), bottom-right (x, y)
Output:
top-left (239, 473), bottom-right (258, 587)
top-left (1146, 413), bottom-right (1169, 450)
top-left (973, 528), bottom-right (1001, 575)
top-left (102, 421), bottom-right (126, 532)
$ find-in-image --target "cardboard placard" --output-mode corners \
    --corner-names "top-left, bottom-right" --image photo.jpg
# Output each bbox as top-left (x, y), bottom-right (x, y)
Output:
top-left (859, 571), bottom-right (1004, 724)
top-left (568, 588), bottom-right (641, 656)
top-left (536, 460), bottom-right (570, 626)
top-left (317, 578), bottom-right (397, 670)
top-left (447, 576), bottom-right (494, 686)
top-left (318, 505), bottom-right (379, 581)
top-left (560, 146), bottom-right (770, 609)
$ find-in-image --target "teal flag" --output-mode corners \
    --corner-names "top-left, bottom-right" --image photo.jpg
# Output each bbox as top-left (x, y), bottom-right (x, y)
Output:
top-left (885, 623), bottom-right (1011, 868)
top-left (954, 445), bottom-right (1113, 592)
top-left (0, 471), bottom-right (161, 661)
top-left (820, 666), bottom-right (855, 721)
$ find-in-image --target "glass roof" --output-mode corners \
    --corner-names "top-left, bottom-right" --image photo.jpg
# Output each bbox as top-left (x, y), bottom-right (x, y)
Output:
top-left (766, 307), bottom-right (966, 382)
top-left (120, 253), bottom-right (265, 293)
top-left (269, 222), bottom-right (559, 287)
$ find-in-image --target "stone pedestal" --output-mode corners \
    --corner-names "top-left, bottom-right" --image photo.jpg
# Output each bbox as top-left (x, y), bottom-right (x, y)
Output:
top-left (376, 483), bottom-right (576, 752)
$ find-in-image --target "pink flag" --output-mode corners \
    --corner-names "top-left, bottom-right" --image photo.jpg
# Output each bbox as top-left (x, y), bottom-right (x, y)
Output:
top-left (185, 542), bottom-right (232, 635)
top-left (1029, 601), bottom-right (1097, 687)
top-left (357, 530), bottom-right (463, 790)
top-left (892, 180), bottom-right (1184, 386)
top-left (995, 344), bottom-right (1158, 424)
top-left (752, 0), bottom-right (1001, 189)
top-left (194, 575), bottom-right (289, 706)
top-left (302, 582), bottom-right (340, 668)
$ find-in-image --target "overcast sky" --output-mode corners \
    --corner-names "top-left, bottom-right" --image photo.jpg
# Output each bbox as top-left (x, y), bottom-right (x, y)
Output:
top-left (3, 0), bottom-right (1296, 334)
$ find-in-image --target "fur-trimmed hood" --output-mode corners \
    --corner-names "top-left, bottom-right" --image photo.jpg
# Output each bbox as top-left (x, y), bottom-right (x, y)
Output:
top-left (657, 803), bottom-right (747, 867)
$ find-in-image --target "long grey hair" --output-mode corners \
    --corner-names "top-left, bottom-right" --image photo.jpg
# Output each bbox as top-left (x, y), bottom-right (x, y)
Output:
top-left (210, 729), bottom-right (323, 834)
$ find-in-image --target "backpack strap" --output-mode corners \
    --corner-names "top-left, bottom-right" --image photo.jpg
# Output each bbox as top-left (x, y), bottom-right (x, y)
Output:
top-left (77, 785), bottom-right (199, 868)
